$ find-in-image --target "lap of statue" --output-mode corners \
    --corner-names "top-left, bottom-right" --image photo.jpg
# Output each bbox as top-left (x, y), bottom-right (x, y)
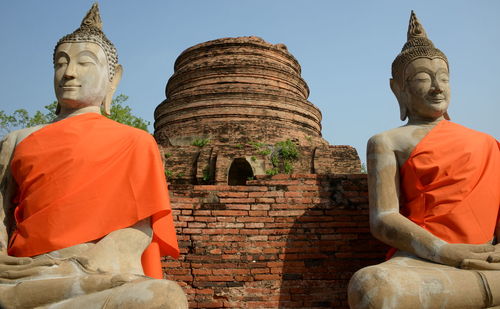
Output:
top-left (0, 220), bottom-right (187, 309)
top-left (349, 251), bottom-right (500, 309)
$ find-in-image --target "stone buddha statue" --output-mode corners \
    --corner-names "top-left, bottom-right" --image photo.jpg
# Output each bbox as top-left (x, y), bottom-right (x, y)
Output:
top-left (348, 12), bottom-right (500, 309)
top-left (0, 4), bottom-right (187, 308)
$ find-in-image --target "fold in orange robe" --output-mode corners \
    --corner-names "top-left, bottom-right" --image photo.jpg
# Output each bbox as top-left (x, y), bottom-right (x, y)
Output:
top-left (400, 120), bottom-right (500, 245)
top-left (8, 113), bottom-right (179, 278)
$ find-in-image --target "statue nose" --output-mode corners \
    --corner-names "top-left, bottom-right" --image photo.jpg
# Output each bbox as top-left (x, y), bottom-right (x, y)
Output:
top-left (63, 62), bottom-right (77, 79)
top-left (430, 87), bottom-right (443, 95)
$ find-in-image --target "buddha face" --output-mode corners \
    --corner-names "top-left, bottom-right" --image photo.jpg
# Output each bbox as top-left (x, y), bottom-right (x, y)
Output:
top-left (54, 42), bottom-right (110, 110)
top-left (402, 57), bottom-right (450, 121)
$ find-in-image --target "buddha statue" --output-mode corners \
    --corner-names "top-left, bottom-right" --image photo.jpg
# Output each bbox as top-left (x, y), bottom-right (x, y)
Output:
top-left (0, 4), bottom-right (187, 308)
top-left (348, 12), bottom-right (500, 309)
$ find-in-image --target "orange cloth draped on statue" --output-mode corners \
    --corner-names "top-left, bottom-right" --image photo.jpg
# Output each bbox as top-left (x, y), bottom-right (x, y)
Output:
top-left (401, 120), bottom-right (500, 244)
top-left (7, 113), bottom-right (179, 279)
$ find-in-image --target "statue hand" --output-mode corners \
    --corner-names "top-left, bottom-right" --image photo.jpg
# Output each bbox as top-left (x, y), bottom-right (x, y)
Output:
top-left (0, 254), bottom-right (59, 272)
top-left (438, 243), bottom-right (495, 267)
top-left (0, 255), bottom-right (71, 283)
top-left (484, 243), bottom-right (500, 263)
top-left (0, 254), bottom-right (34, 266)
top-left (460, 258), bottom-right (500, 270)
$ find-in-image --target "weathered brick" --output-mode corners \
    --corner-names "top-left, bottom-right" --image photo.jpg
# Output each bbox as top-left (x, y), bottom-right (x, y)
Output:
top-left (248, 191), bottom-right (283, 198)
top-left (244, 222), bottom-right (265, 228)
top-left (255, 198), bottom-right (275, 203)
top-left (250, 204), bottom-right (271, 210)
top-left (268, 210), bottom-right (305, 217)
top-left (219, 198), bottom-right (256, 204)
top-left (225, 204), bottom-right (251, 210)
top-left (254, 274), bottom-right (281, 280)
top-left (217, 191), bottom-right (248, 198)
top-left (192, 269), bottom-right (212, 275)
top-left (212, 210), bottom-right (248, 216)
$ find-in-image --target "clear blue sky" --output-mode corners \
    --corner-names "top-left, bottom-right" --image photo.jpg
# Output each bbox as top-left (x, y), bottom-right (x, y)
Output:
top-left (1, 1), bottom-right (499, 162)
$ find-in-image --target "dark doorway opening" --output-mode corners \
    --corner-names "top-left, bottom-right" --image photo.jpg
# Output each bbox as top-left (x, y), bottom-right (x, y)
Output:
top-left (228, 158), bottom-right (254, 185)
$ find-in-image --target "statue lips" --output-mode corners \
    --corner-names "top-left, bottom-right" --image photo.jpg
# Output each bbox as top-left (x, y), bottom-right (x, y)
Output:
top-left (428, 97), bottom-right (445, 104)
top-left (60, 84), bottom-right (81, 91)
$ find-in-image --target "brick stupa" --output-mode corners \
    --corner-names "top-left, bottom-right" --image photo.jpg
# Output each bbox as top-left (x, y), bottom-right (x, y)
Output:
top-left (154, 37), bottom-right (360, 185)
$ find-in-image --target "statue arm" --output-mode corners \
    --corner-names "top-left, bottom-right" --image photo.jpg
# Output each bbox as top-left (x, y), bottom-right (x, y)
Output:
top-left (367, 134), bottom-right (495, 267)
top-left (73, 218), bottom-right (153, 275)
top-left (0, 133), bottom-right (17, 255)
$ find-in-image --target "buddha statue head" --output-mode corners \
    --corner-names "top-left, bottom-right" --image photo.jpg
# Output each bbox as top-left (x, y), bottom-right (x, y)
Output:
top-left (390, 11), bottom-right (450, 121)
top-left (53, 3), bottom-right (122, 115)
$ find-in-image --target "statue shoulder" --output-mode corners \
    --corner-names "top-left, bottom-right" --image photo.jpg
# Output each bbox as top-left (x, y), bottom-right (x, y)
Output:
top-left (0, 126), bottom-right (43, 177)
top-left (367, 128), bottom-right (403, 155)
top-left (3, 125), bottom-right (46, 147)
top-left (108, 120), bottom-right (155, 146)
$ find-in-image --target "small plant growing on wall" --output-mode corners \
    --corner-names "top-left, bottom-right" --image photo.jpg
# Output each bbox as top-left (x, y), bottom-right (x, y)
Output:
top-left (265, 167), bottom-right (279, 176)
top-left (249, 141), bottom-right (265, 149)
top-left (192, 138), bottom-right (210, 147)
top-left (265, 139), bottom-right (299, 175)
top-left (202, 167), bottom-right (211, 182)
top-left (164, 169), bottom-right (173, 178)
top-left (258, 148), bottom-right (271, 156)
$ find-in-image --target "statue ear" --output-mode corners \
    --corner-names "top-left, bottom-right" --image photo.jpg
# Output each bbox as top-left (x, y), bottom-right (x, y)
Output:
top-left (444, 111), bottom-right (450, 120)
top-left (103, 64), bottom-right (123, 116)
top-left (390, 78), bottom-right (408, 121)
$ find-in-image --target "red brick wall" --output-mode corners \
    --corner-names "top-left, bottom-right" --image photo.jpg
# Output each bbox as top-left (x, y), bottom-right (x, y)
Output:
top-left (163, 174), bottom-right (386, 308)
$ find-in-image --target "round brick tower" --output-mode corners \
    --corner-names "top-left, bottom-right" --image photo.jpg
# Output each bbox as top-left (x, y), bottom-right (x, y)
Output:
top-left (154, 36), bottom-right (326, 146)
top-left (154, 36), bottom-right (360, 185)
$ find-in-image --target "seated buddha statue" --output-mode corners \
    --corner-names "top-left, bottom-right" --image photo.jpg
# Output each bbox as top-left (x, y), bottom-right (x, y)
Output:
top-left (0, 4), bottom-right (187, 308)
top-left (348, 12), bottom-right (500, 309)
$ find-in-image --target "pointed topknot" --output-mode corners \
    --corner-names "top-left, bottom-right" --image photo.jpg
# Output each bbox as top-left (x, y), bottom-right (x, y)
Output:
top-left (54, 2), bottom-right (118, 80)
top-left (391, 11), bottom-right (448, 89)
top-left (407, 10), bottom-right (427, 41)
top-left (80, 3), bottom-right (103, 30)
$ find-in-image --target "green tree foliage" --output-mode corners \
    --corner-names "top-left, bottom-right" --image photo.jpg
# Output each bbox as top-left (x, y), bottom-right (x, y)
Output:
top-left (0, 103), bottom-right (57, 135)
top-left (107, 94), bottom-right (149, 131)
top-left (0, 94), bottom-right (149, 135)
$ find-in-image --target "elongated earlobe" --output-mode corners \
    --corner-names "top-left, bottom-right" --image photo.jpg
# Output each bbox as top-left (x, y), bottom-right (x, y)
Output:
top-left (444, 111), bottom-right (450, 120)
top-left (399, 102), bottom-right (408, 121)
top-left (103, 91), bottom-right (112, 116)
top-left (390, 78), bottom-right (408, 121)
top-left (102, 64), bottom-right (123, 116)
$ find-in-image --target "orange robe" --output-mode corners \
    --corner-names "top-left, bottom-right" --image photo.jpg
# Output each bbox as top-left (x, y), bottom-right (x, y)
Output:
top-left (8, 113), bottom-right (179, 279)
top-left (400, 120), bottom-right (500, 244)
